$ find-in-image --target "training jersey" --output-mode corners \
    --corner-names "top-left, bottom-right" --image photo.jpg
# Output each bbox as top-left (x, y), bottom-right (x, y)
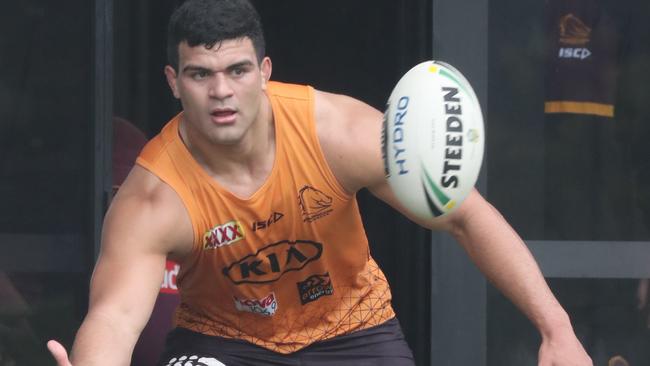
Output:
top-left (544, 0), bottom-right (623, 118)
top-left (136, 81), bottom-right (395, 354)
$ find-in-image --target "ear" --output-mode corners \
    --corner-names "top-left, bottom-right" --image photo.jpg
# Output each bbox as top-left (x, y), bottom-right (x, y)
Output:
top-left (164, 65), bottom-right (181, 99)
top-left (260, 57), bottom-right (272, 90)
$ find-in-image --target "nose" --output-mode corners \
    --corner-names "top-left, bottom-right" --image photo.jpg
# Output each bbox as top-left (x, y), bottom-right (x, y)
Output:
top-left (208, 73), bottom-right (234, 100)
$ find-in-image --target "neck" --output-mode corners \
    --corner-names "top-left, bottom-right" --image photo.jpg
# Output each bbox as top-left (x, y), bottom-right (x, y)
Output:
top-left (180, 95), bottom-right (275, 184)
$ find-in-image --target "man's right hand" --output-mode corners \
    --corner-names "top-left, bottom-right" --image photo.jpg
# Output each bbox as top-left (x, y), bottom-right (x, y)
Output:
top-left (47, 340), bottom-right (73, 366)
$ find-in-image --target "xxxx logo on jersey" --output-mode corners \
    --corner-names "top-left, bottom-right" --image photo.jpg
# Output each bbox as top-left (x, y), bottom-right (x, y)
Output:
top-left (203, 220), bottom-right (245, 250)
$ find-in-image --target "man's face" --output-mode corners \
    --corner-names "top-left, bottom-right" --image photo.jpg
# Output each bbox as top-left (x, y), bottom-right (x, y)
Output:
top-left (165, 38), bottom-right (271, 146)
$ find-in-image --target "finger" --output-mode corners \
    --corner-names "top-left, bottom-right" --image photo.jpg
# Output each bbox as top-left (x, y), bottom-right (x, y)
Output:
top-left (47, 340), bottom-right (73, 366)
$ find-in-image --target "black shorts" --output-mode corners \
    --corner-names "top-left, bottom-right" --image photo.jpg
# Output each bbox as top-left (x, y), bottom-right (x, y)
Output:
top-left (157, 318), bottom-right (415, 366)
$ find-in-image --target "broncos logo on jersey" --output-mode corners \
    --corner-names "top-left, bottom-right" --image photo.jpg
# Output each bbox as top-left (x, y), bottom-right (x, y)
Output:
top-left (298, 185), bottom-right (333, 222)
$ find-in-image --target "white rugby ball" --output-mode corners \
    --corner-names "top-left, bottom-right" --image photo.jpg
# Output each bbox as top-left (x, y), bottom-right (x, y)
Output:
top-left (382, 60), bottom-right (485, 220)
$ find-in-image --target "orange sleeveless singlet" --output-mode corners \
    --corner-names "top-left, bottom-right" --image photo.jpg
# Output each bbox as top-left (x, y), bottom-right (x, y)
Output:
top-left (136, 81), bottom-right (395, 354)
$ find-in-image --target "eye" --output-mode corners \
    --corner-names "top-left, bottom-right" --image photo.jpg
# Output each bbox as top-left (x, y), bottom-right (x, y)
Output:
top-left (231, 67), bottom-right (247, 77)
top-left (192, 70), bottom-right (210, 80)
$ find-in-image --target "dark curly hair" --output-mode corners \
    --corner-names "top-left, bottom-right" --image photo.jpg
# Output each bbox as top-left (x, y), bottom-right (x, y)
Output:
top-left (167, 0), bottom-right (266, 71)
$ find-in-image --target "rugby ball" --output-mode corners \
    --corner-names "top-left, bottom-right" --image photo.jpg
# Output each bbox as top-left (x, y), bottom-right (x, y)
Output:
top-left (381, 60), bottom-right (484, 220)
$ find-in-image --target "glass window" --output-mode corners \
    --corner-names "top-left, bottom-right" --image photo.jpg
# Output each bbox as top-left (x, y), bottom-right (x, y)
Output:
top-left (488, 279), bottom-right (650, 365)
top-left (487, 0), bottom-right (650, 241)
top-left (486, 0), bottom-right (650, 364)
top-left (0, 1), bottom-right (92, 235)
top-left (0, 273), bottom-right (85, 365)
top-left (0, 1), bottom-right (93, 363)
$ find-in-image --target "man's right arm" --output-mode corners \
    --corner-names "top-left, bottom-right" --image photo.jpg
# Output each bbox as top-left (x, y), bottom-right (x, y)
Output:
top-left (49, 166), bottom-right (193, 365)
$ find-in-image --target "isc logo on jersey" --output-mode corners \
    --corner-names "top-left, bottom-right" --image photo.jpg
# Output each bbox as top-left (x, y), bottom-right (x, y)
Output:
top-left (382, 61), bottom-right (484, 220)
top-left (557, 14), bottom-right (591, 60)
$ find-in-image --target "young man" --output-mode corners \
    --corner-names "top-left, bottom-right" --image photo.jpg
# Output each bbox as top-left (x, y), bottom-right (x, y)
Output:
top-left (48, 0), bottom-right (592, 364)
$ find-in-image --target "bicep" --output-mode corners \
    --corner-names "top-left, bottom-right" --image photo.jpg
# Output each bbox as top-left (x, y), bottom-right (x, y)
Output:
top-left (87, 170), bottom-right (192, 333)
top-left (88, 246), bottom-right (166, 335)
top-left (315, 90), bottom-right (387, 193)
top-left (87, 204), bottom-right (167, 334)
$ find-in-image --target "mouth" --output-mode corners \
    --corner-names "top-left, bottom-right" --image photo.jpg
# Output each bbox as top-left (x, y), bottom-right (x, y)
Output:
top-left (210, 108), bottom-right (237, 124)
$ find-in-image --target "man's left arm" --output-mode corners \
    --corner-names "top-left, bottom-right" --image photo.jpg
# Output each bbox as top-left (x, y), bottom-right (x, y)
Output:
top-left (314, 90), bottom-right (591, 365)
top-left (429, 190), bottom-right (592, 364)
top-left (371, 183), bottom-right (591, 365)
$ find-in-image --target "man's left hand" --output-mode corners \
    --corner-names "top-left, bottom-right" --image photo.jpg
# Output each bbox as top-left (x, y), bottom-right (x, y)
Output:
top-left (538, 329), bottom-right (592, 366)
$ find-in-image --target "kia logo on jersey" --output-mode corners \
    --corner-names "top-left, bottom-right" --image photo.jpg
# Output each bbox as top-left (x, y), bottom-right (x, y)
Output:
top-left (222, 240), bottom-right (323, 284)
top-left (203, 220), bottom-right (245, 250)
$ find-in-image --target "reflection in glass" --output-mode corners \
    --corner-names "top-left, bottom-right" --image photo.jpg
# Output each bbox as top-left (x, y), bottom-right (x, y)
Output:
top-left (0, 1), bottom-right (92, 365)
top-left (0, 273), bottom-right (84, 366)
top-left (488, 279), bottom-right (650, 365)
top-left (487, 0), bottom-right (650, 364)
top-left (488, 0), bottom-right (650, 241)
top-left (0, 1), bottom-right (91, 235)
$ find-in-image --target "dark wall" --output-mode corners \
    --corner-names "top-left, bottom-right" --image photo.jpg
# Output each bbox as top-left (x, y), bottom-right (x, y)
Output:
top-left (0, 1), bottom-right (93, 235)
top-left (0, 1), bottom-right (94, 364)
